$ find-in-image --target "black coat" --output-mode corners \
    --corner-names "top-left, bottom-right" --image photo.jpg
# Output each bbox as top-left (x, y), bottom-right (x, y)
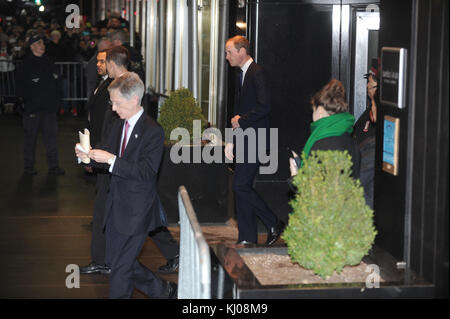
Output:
top-left (233, 61), bottom-right (270, 131)
top-left (86, 77), bottom-right (113, 148)
top-left (230, 61), bottom-right (271, 153)
top-left (15, 54), bottom-right (61, 114)
top-left (288, 133), bottom-right (361, 192)
top-left (310, 133), bottom-right (361, 179)
top-left (353, 108), bottom-right (376, 145)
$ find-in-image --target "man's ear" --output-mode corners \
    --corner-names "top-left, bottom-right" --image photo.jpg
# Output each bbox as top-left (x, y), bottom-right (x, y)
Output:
top-left (134, 95), bottom-right (141, 106)
top-left (107, 60), bottom-right (117, 71)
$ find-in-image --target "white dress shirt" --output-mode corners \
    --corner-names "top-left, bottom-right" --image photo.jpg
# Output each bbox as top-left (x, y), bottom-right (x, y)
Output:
top-left (240, 57), bottom-right (254, 86)
top-left (108, 107), bottom-right (144, 172)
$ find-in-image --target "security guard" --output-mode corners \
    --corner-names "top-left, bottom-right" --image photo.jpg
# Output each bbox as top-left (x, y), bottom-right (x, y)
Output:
top-left (15, 31), bottom-right (65, 175)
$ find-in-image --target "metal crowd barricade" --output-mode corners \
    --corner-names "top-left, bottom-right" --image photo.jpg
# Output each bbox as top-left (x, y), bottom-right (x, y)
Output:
top-left (177, 185), bottom-right (211, 299)
top-left (0, 58), bottom-right (18, 100)
top-left (0, 60), bottom-right (88, 108)
top-left (55, 62), bottom-right (88, 102)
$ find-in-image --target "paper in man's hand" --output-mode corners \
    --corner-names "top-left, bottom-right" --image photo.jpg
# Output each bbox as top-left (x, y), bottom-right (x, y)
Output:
top-left (78, 129), bottom-right (91, 164)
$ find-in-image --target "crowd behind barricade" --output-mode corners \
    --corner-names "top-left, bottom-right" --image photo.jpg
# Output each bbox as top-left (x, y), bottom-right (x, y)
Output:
top-left (0, 11), bottom-right (142, 116)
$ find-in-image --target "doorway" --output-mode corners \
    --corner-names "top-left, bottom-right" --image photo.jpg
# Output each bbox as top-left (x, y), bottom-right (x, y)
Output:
top-left (352, 10), bottom-right (380, 121)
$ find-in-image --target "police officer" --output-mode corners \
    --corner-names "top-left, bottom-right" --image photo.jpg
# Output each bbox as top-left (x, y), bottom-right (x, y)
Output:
top-left (15, 31), bottom-right (65, 176)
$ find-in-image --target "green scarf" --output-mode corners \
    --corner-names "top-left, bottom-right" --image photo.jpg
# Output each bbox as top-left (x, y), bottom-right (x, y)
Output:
top-left (302, 112), bottom-right (355, 165)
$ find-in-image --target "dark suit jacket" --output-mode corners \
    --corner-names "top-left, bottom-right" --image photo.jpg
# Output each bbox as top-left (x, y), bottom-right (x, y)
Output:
top-left (230, 61), bottom-right (271, 158)
top-left (233, 61), bottom-right (271, 131)
top-left (86, 77), bottom-right (113, 148)
top-left (84, 51), bottom-right (99, 98)
top-left (93, 112), bottom-right (166, 236)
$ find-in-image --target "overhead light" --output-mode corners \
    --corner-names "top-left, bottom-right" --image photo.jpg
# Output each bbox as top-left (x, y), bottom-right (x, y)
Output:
top-left (236, 21), bottom-right (247, 30)
top-left (39, 5), bottom-right (45, 12)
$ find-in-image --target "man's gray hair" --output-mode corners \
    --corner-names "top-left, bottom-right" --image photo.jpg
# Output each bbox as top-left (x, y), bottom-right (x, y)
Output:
top-left (108, 72), bottom-right (145, 103)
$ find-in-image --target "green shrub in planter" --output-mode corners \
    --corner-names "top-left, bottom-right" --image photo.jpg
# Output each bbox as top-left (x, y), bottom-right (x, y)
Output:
top-left (282, 150), bottom-right (377, 279)
top-left (158, 88), bottom-right (207, 144)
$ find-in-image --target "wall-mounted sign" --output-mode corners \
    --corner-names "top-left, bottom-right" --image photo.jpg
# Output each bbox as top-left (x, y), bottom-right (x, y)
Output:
top-left (382, 115), bottom-right (400, 176)
top-left (380, 47), bottom-right (407, 108)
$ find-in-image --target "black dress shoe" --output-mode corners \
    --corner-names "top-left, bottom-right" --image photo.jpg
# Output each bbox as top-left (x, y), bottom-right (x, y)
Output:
top-left (79, 262), bottom-right (111, 275)
top-left (265, 220), bottom-right (286, 246)
top-left (236, 240), bottom-right (256, 246)
top-left (48, 167), bottom-right (65, 175)
top-left (158, 255), bottom-right (179, 274)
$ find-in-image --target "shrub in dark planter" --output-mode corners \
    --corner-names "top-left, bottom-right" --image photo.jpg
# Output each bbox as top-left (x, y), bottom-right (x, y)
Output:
top-left (158, 87), bottom-right (207, 144)
top-left (156, 88), bottom-right (228, 223)
top-left (282, 150), bottom-right (377, 279)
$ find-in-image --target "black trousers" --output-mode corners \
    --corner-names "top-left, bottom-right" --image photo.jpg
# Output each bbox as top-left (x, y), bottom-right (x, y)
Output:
top-left (91, 173), bottom-right (109, 265)
top-left (22, 112), bottom-right (59, 170)
top-left (233, 161), bottom-right (277, 243)
top-left (91, 173), bottom-right (179, 266)
top-left (105, 214), bottom-right (166, 299)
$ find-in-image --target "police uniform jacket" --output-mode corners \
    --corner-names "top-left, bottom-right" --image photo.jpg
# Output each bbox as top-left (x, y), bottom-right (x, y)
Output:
top-left (15, 53), bottom-right (61, 115)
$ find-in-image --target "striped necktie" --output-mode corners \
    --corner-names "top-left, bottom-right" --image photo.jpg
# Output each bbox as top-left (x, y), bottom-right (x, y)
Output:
top-left (120, 121), bottom-right (130, 157)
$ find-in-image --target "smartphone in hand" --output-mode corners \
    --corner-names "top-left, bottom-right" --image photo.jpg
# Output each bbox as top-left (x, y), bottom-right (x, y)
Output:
top-left (287, 147), bottom-right (301, 168)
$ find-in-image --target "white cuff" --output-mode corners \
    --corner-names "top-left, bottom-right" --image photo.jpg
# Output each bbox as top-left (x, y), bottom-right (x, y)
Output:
top-left (108, 156), bottom-right (117, 173)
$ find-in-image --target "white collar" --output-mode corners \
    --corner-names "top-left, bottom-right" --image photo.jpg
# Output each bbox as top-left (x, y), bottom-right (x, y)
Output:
top-left (240, 57), bottom-right (253, 74)
top-left (125, 107), bottom-right (144, 128)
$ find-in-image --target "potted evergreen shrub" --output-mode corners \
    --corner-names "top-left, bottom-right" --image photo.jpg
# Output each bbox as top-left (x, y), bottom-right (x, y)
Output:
top-left (282, 150), bottom-right (377, 279)
top-left (214, 150), bottom-right (428, 297)
top-left (158, 87), bottom-right (207, 145)
top-left (156, 88), bottom-right (228, 223)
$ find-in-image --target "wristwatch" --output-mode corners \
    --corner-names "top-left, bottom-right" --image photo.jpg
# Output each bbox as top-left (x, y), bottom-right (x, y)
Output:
top-left (107, 155), bottom-right (116, 166)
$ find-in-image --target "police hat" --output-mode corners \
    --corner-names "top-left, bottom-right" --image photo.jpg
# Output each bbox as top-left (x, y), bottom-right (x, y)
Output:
top-left (26, 31), bottom-right (43, 46)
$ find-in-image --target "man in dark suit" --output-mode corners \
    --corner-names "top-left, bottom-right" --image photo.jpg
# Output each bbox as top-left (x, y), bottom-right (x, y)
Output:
top-left (105, 45), bottom-right (180, 274)
top-left (75, 72), bottom-right (176, 299)
top-left (224, 36), bottom-right (284, 246)
top-left (85, 37), bottom-right (112, 98)
top-left (79, 45), bottom-right (179, 276)
top-left (87, 50), bottom-right (113, 149)
top-left (78, 47), bottom-right (114, 275)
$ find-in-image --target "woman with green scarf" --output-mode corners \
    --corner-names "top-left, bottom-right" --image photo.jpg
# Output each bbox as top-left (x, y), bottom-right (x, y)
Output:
top-left (289, 79), bottom-right (361, 182)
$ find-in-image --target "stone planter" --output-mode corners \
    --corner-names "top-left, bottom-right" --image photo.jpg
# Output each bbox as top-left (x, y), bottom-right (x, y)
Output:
top-left (211, 244), bottom-right (433, 299)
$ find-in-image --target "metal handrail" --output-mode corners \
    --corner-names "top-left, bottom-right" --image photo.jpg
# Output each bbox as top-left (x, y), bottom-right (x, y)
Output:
top-left (177, 185), bottom-right (211, 299)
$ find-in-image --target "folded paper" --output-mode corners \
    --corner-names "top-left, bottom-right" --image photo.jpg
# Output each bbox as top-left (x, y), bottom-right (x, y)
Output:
top-left (78, 128), bottom-right (91, 164)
